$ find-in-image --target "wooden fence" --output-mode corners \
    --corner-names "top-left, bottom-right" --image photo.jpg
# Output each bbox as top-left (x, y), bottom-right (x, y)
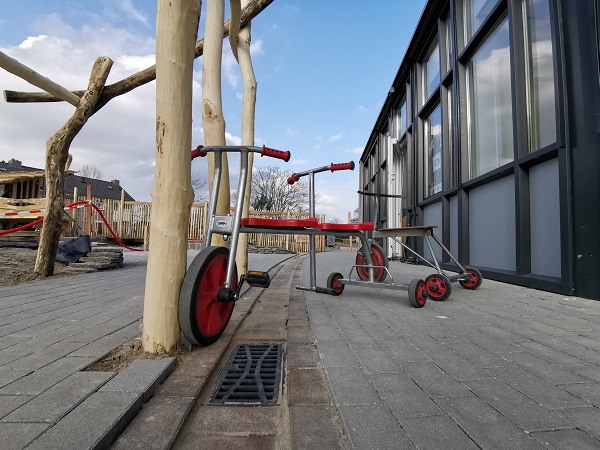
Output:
top-left (63, 195), bottom-right (324, 253)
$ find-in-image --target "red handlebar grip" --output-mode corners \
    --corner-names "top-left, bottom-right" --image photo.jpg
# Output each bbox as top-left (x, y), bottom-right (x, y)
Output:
top-left (262, 145), bottom-right (291, 162)
top-left (287, 173), bottom-right (300, 185)
top-left (191, 145), bottom-right (206, 160)
top-left (330, 161), bottom-right (355, 172)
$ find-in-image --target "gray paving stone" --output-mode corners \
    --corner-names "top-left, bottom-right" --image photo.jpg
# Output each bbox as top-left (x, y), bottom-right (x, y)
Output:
top-left (502, 351), bottom-right (587, 385)
top-left (2, 371), bottom-right (115, 423)
top-left (516, 341), bottom-right (588, 366)
top-left (399, 415), bottom-right (479, 450)
top-left (68, 321), bottom-right (142, 358)
top-left (379, 338), bottom-right (431, 363)
top-left (0, 395), bottom-right (34, 420)
top-left (563, 382), bottom-right (600, 407)
top-left (324, 366), bottom-right (381, 406)
top-left (531, 429), bottom-right (600, 449)
top-left (370, 372), bottom-right (444, 418)
top-left (288, 367), bottom-right (330, 405)
top-left (287, 325), bottom-right (313, 344)
top-left (362, 322), bottom-right (400, 341)
top-left (464, 378), bottom-right (571, 431)
top-left (446, 341), bottom-right (510, 368)
top-left (338, 405), bottom-right (414, 450)
top-left (428, 348), bottom-right (495, 381)
top-left (570, 365), bottom-right (600, 382)
top-left (111, 395), bottom-right (195, 450)
top-left (99, 357), bottom-right (176, 402)
top-left (565, 348), bottom-right (600, 365)
top-left (435, 395), bottom-right (547, 450)
top-left (402, 361), bottom-right (471, 398)
top-left (399, 331), bottom-right (443, 352)
top-left (0, 369), bottom-right (30, 389)
top-left (0, 356), bottom-right (96, 395)
top-left (311, 324), bottom-right (344, 343)
top-left (317, 341), bottom-right (360, 368)
top-left (353, 345), bottom-right (402, 374)
top-left (0, 422), bottom-right (51, 450)
top-left (489, 365), bottom-right (589, 409)
top-left (26, 391), bottom-right (142, 450)
top-left (342, 327), bottom-right (377, 347)
top-left (290, 405), bottom-right (348, 450)
top-left (1, 342), bottom-right (85, 371)
top-left (286, 343), bottom-right (319, 369)
top-left (559, 406), bottom-right (600, 440)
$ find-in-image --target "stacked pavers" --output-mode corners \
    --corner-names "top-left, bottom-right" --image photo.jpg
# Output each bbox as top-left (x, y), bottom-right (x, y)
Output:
top-left (68, 246), bottom-right (124, 272)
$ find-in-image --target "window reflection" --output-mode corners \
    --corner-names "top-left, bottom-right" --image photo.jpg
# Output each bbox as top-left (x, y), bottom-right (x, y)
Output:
top-left (465, 0), bottom-right (498, 41)
top-left (425, 44), bottom-right (440, 101)
top-left (468, 19), bottom-right (514, 178)
top-left (425, 105), bottom-right (443, 196)
top-left (525, 0), bottom-right (557, 151)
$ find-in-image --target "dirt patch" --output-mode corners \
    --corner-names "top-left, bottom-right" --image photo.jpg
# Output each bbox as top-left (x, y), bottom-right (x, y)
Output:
top-left (84, 340), bottom-right (175, 372)
top-left (0, 247), bottom-right (73, 287)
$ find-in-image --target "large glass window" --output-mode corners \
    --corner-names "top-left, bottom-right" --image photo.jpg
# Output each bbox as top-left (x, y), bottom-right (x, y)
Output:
top-left (464, 0), bottom-right (499, 42)
top-left (424, 43), bottom-right (440, 101)
top-left (447, 86), bottom-right (455, 188)
top-left (524, 0), bottom-right (557, 151)
top-left (468, 18), bottom-right (514, 178)
top-left (425, 105), bottom-right (443, 197)
top-left (444, 17), bottom-right (453, 73)
top-left (394, 99), bottom-right (408, 137)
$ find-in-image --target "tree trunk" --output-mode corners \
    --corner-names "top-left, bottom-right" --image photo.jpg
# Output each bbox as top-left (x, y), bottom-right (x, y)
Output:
top-left (34, 57), bottom-right (113, 276)
top-left (235, 0), bottom-right (257, 275)
top-left (142, 0), bottom-right (200, 354)
top-left (204, 0), bottom-right (230, 247)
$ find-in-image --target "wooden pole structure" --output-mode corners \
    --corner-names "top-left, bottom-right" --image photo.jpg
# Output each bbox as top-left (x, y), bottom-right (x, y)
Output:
top-left (34, 57), bottom-right (113, 276)
top-left (72, 186), bottom-right (78, 228)
top-left (86, 184), bottom-right (92, 235)
top-left (204, 0), bottom-right (230, 247)
top-left (234, 0), bottom-right (258, 274)
top-left (142, 0), bottom-right (200, 354)
top-left (118, 188), bottom-right (125, 238)
top-left (0, 51), bottom-right (80, 106)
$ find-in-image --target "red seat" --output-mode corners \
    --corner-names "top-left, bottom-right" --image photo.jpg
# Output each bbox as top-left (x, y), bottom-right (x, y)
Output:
top-left (317, 222), bottom-right (374, 231)
top-left (241, 217), bottom-right (319, 228)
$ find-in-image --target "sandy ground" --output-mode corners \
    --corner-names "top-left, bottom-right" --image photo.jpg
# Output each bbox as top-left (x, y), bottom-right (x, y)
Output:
top-left (0, 246), bottom-right (73, 287)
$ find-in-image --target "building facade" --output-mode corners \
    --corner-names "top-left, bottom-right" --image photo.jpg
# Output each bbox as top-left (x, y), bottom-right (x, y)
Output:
top-left (360, 0), bottom-right (600, 299)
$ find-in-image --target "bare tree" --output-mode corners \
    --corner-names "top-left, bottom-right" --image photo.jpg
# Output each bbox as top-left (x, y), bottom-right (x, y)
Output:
top-left (78, 164), bottom-right (103, 179)
top-left (250, 165), bottom-right (309, 212)
top-left (327, 216), bottom-right (344, 224)
top-left (191, 171), bottom-right (208, 202)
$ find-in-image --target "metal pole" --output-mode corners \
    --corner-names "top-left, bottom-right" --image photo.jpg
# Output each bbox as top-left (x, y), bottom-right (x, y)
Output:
top-left (204, 150), bottom-right (222, 247)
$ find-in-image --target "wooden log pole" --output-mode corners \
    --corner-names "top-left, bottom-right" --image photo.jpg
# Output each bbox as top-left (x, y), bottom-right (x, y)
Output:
top-left (0, 50), bottom-right (80, 106)
top-left (34, 57), bottom-right (113, 276)
top-left (142, 0), bottom-right (200, 354)
top-left (118, 188), bottom-right (125, 238)
top-left (85, 184), bottom-right (92, 235)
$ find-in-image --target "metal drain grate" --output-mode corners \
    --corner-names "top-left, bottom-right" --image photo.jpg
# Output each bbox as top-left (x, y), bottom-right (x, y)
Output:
top-left (210, 343), bottom-right (284, 406)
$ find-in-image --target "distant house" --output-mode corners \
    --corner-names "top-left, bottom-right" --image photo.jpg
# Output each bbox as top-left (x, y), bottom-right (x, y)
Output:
top-left (64, 176), bottom-right (135, 202)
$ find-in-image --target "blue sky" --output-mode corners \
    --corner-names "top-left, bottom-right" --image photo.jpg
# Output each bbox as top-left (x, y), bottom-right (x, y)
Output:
top-left (0, 0), bottom-right (426, 220)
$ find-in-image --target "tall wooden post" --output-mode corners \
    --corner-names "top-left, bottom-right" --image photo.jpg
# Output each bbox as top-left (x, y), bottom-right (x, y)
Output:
top-left (142, 0), bottom-right (200, 354)
top-left (86, 184), bottom-right (92, 235)
top-left (118, 188), bottom-right (125, 238)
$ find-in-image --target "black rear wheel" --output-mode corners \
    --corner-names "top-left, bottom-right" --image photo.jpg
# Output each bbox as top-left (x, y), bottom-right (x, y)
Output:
top-left (327, 272), bottom-right (345, 296)
top-left (425, 274), bottom-right (452, 301)
top-left (356, 242), bottom-right (388, 282)
top-left (408, 279), bottom-right (428, 308)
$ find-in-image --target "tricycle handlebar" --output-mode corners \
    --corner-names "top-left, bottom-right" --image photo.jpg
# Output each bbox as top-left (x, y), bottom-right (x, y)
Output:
top-left (190, 144), bottom-right (291, 161)
top-left (330, 161), bottom-right (355, 172)
top-left (261, 145), bottom-right (291, 162)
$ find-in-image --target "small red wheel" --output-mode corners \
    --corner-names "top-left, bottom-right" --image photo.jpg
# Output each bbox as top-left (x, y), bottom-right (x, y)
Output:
top-left (356, 242), bottom-right (388, 282)
top-left (459, 266), bottom-right (482, 290)
top-left (408, 279), bottom-right (428, 308)
top-left (327, 272), bottom-right (345, 296)
top-left (179, 246), bottom-right (237, 346)
top-left (425, 273), bottom-right (452, 301)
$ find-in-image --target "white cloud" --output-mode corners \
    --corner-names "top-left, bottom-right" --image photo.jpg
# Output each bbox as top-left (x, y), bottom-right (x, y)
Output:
top-left (356, 105), bottom-right (368, 113)
top-left (225, 132), bottom-right (242, 146)
top-left (326, 133), bottom-right (342, 143)
top-left (286, 127), bottom-right (299, 137)
top-left (291, 159), bottom-right (306, 166)
top-left (112, 0), bottom-right (149, 27)
top-left (350, 146), bottom-right (363, 154)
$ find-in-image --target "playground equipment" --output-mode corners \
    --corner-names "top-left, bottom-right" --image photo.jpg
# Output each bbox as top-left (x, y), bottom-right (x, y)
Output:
top-left (179, 145), bottom-right (431, 346)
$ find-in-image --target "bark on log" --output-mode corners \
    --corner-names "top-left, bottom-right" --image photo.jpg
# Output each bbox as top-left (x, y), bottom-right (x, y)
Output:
top-left (3, 0), bottom-right (274, 115)
top-left (142, 0), bottom-right (200, 354)
top-left (34, 57), bottom-right (113, 276)
top-left (204, 0), bottom-right (230, 247)
top-left (235, 0), bottom-right (257, 275)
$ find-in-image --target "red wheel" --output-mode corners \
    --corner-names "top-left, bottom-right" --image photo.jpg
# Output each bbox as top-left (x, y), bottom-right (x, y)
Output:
top-left (356, 242), bottom-right (388, 282)
top-left (408, 279), bottom-right (428, 308)
top-left (458, 266), bottom-right (482, 290)
top-left (425, 273), bottom-right (452, 301)
top-left (179, 246), bottom-right (237, 346)
top-left (327, 272), bottom-right (345, 296)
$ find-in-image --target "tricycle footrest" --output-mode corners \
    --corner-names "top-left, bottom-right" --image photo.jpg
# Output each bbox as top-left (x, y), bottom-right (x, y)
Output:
top-left (246, 270), bottom-right (271, 288)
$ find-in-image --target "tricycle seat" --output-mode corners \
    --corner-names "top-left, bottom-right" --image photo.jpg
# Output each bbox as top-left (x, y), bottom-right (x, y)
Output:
top-left (317, 222), bottom-right (374, 231)
top-left (241, 217), bottom-right (319, 229)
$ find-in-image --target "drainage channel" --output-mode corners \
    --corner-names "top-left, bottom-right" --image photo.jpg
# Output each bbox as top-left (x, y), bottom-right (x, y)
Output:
top-left (210, 343), bottom-right (284, 406)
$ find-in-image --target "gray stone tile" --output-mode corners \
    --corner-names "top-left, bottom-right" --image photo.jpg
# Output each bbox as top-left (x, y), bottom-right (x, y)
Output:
top-left (370, 372), bottom-right (444, 417)
top-left (0, 357), bottom-right (96, 395)
top-left (400, 331), bottom-right (442, 352)
top-left (564, 383), bottom-right (600, 407)
top-left (489, 365), bottom-right (589, 409)
top-left (516, 341), bottom-right (588, 366)
top-left (290, 405), bottom-right (348, 450)
top-left (0, 422), bottom-right (50, 450)
top-left (570, 365), bottom-right (600, 383)
top-left (287, 325), bottom-right (313, 344)
top-left (0, 342), bottom-right (85, 371)
top-left (26, 391), bottom-right (142, 450)
top-left (402, 361), bottom-right (471, 398)
top-left (324, 366), bottom-right (381, 406)
top-left (565, 348), bottom-right (600, 366)
top-left (531, 429), bottom-right (600, 449)
top-left (0, 369), bottom-right (30, 389)
top-left (2, 371), bottom-right (114, 423)
top-left (68, 321), bottom-right (141, 358)
top-left (464, 379), bottom-right (571, 432)
top-left (428, 349), bottom-right (495, 381)
top-left (399, 415), bottom-right (479, 450)
top-left (501, 351), bottom-right (587, 385)
top-left (339, 405), bottom-right (414, 450)
top-left (99, 358), bottom-right (176, 402)
top-left (341, 327), bottom-right (377, 347)
top-left (288, 368), bottom-right (330, 405)
top-left (435, 396), bottom-right (547, 450)
top-left (311, 324), bottom-right (344, 343)
top-left (559, 406), bottom-right (600, 440)
top-left (353, 345), bottom-right (402, 374)
top-left (446, 341), bottom-right (510, 368)
top-left (379, 338), bottom-right (431, 363)
top-left (317, 341), bottom-right (360, 368)
top-left (0, 395), bottom-right (34, 420)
